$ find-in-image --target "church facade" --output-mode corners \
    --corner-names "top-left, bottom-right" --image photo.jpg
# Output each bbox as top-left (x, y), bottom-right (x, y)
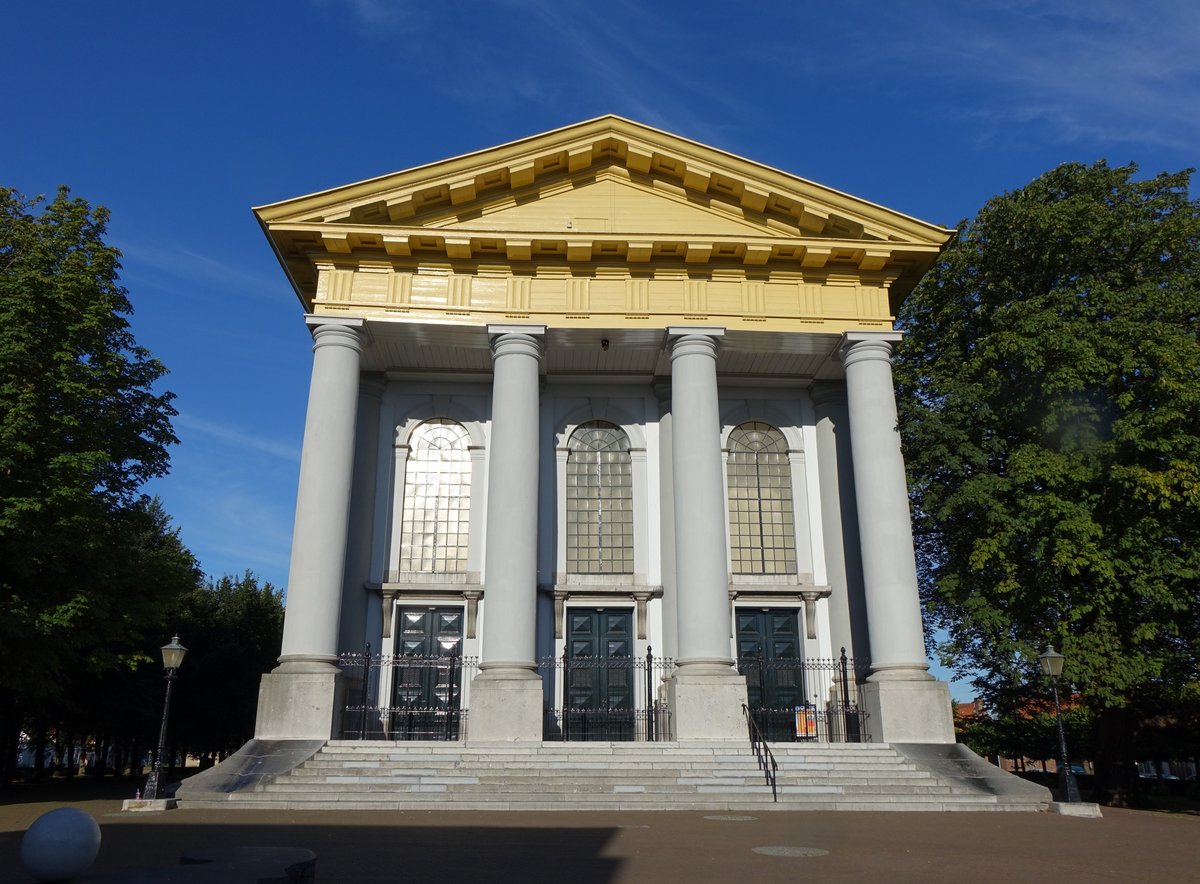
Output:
top-left (251, 116), bottom-right (956, 748)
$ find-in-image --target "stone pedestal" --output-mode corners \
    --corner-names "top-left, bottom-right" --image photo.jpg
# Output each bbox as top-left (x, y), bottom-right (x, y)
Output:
top-left (860, 679), bottom-right (955, 744)
top-left (254, 669), bottom-right (343, 741)
top-left (666, 672), bottom-right (749, 741)
top-left (467, 670), bottom-right (544, 742)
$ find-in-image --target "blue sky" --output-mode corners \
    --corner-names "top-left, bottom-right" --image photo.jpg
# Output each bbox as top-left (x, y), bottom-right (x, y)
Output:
top-left (4, 1), bottom-right (1197, 693)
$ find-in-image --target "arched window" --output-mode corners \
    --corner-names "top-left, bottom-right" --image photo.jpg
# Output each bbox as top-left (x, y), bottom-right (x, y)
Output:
top-left (727, 422), bottom-right (797, 575)
top-left (566, 421), bottom-right (634, 574)
top-left (399, 419), bottom-right (471, 573)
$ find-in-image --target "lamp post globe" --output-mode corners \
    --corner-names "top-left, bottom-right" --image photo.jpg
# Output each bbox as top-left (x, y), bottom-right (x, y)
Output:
top-left (1037, 644), bottom-right (1081, 804)
top-left (144, 635), bottom-right (186, 801)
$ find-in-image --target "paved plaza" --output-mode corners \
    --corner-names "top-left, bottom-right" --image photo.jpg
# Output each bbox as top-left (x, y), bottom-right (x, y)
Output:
top-left (1, 781), bottom-right (1197, 883)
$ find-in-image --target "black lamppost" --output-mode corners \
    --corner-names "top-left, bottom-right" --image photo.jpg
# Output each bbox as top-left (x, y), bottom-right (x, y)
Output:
top-left (1037, 644), bottom-right (1082, 803)
top-left (144, 635), bottom-right (187, 800)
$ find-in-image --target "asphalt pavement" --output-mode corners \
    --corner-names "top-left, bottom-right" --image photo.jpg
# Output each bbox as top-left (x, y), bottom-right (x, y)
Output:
top-left (1, 778), bottom-right (1196, 883)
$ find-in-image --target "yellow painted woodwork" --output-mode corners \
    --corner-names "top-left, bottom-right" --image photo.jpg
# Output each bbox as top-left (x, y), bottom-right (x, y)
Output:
top-left (256, 116), bottom-right (953, 335)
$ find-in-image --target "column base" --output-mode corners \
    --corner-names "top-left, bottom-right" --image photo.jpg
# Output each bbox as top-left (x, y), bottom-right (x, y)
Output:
top-left (667, 670), bottom-right (749, 741)
top-left (860, 679), bottom-right (955, 744)
top-left (466, 669), bottom-right (544, 742)
top-left (254, 668), bottom-right (343, 741)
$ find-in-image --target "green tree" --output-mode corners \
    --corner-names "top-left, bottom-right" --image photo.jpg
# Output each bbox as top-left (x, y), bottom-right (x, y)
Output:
top-left (169, 572), bottom-right (285, 761)
top-left (895, 162), bottom-right (1200, 806)
top-left (0, 187), bottom-right (181, 779)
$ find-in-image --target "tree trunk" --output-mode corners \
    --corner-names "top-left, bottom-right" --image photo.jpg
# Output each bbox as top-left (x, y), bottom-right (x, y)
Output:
top-left (0, 697), bottom-right (20, 788)
top-left (92, 735), bottom-right (106, 779)
top-left (1092, 705), bottom-right (1143, 807)
top-left (63, 733), bottom-right (76, 779)
top-left (32, 724), bottom-right (47, 781)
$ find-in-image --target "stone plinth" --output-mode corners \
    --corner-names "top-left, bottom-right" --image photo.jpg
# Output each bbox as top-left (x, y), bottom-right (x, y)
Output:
top-left (667, 672), bottom-right (749, 741)
top-left (860, 679), bottom-right (955, 743)
top-left (254, 668), bottom-right (342, 741)
top-left (466, 669), bottom-right (544, 742)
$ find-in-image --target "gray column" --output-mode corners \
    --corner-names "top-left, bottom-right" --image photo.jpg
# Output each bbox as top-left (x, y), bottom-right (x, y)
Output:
top-left (810, 383), bottom-right (870, 664)
top-left (277, 317), bottom-right (365, 672)
top-left (654, 382), bottom-right (678, 660)
top-left (668, 331), bottom-right (734, 673)
top-left (479, 327), bottom-right (544, 672)
top-left (338, 375), bottom-right (384, 656)
top-left (840, 333), bottom-right (930, 681)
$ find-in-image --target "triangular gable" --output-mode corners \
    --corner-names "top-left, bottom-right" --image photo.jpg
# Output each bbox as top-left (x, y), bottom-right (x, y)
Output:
top-left (424, 173), bottom-right (782, 238)
top-left (255, 117), bottom-right (954, 320)
top-left (255, 115), bottom-right (951, 247)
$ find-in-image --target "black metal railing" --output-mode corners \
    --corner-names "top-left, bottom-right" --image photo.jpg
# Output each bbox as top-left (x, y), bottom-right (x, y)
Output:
top-left (742, 702), bottom-right (778, 801)
top-left (540, 647), bottom-right (675, 742)
top-left (337, 646), bottom-right (478, 741)
top-left (738, 647), bottom-right (869, 743)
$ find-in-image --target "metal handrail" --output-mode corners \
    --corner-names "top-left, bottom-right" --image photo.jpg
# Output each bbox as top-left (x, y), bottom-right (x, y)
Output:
top-left (742, 702), bottom-right (778, 802)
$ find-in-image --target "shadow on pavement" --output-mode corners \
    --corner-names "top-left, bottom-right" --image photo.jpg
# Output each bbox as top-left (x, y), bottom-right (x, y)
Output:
top-left (0, 821), bottom-right (622, 884)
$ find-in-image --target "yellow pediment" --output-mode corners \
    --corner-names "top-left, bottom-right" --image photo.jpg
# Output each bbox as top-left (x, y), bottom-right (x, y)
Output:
top-left (255, 116), bottom-right (953, 330)
top-left (425, 173), bottom-right (779, 238)
top-left (257, 115), bottom-right (951, 246)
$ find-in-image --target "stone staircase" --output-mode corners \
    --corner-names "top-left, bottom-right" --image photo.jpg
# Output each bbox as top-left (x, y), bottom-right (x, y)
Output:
top-left (179, 741), bottom-right (1049, 812)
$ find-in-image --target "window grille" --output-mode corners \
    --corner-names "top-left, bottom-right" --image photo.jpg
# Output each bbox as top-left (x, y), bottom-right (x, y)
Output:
top-left (727, 422), bottom-right (797, 575)
top-left (566, 421), bottom-right (634, 574)
top-left (399, 419), bottom-right (471, 573)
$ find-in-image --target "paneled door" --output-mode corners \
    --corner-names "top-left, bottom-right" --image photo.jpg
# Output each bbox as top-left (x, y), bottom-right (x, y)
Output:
top-left (736, 608), bottom-right (805, 741)
top-left (391, 607), bottom-right (464, 739)
top-left (564, 608), bottom-right (634, 741)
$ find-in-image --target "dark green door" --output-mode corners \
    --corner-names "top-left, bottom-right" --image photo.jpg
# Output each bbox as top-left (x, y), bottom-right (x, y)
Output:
top-left (392, 607), bottom-right (463, 739)
top-left (565, 608), bottom-right (634, 741)
top-left (736, 608), bottom-right (805, 741)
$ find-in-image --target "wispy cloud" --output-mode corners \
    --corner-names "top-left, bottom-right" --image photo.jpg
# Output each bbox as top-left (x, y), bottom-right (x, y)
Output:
top-left (168, 474), bottom-right (295, 584)
top-left (869, 0), bottom-right (1200, 153)
top-left (309, 0), bottom-right (423, 34)
top-left (118, 241), bottom-right (285, 303)
top-left (174, 413), bottom-right (300, 463)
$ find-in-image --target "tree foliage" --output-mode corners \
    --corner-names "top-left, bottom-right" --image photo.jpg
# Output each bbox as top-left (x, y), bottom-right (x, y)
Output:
top-left (168, 572), bottom-right (284, 759)
top-left (0, 187), bottom-right (181, 687)
top-left (895, 162), bottom-right (1200, 803)
top-left (0, 186), bottom-right (192, 782)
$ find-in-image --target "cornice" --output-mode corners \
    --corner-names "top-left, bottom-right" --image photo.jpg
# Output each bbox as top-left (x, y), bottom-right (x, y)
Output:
top-left (255, 116), bottom-right (954, 247)
top-left (269, 221), bottom-right (940, 272)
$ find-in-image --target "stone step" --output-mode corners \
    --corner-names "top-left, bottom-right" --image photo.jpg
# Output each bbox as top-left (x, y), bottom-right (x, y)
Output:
top-left (259, 781), bottom-right (961, 797)
top-left (178, 739), bottom-right (1047, 814)
top-left (296, 765), bottom-right (932, 781)
top-left (186, 790), bottom-right (1016, 813)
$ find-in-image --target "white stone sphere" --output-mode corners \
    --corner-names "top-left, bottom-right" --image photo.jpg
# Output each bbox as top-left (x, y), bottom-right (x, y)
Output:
top-left (19, 807), bottom-right (102, 882)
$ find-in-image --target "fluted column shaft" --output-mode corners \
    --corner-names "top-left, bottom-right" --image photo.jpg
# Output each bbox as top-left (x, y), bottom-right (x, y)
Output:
top-left (669, 332), bottom-right (734, 672)
top-left (479, 329), bottom-right (543, 672)
top-left (841, 334), bottom-right (930, 681)
top-left (278, 317), bottom-right (364, 671)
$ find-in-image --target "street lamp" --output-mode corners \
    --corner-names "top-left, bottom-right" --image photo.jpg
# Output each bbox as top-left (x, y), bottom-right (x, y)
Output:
top-left (143, 635), bottom-right (186, 801)
top-left (1037, 643), bottom-right (1082, 803)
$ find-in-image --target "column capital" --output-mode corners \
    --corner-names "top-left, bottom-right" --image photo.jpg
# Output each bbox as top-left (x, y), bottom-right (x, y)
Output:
top-left (668, 330), bottom-right (723, 362)
top-left (305, 316), bottom-right (365, 353)
top-left (836, 330), bottom-right (903, 367)
top-left (488, 324), bottom-right (545, 360)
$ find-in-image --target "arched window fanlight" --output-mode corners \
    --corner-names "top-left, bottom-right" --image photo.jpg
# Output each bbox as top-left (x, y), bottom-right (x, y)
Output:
top-left (566, 421), bottom-right (633, 574)
top-left (727, 421), bottom-right (797, 575)
top-left (399, 419), bottom-right (471, 573)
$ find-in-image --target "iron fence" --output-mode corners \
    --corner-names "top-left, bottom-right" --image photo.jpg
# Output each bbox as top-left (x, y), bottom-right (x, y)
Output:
top-left (738, 647), bottom-right (870, 743)
top-left (539, 647), bottom-right (675, 741)
top-left (337, 647), bottom-right (478, 741)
